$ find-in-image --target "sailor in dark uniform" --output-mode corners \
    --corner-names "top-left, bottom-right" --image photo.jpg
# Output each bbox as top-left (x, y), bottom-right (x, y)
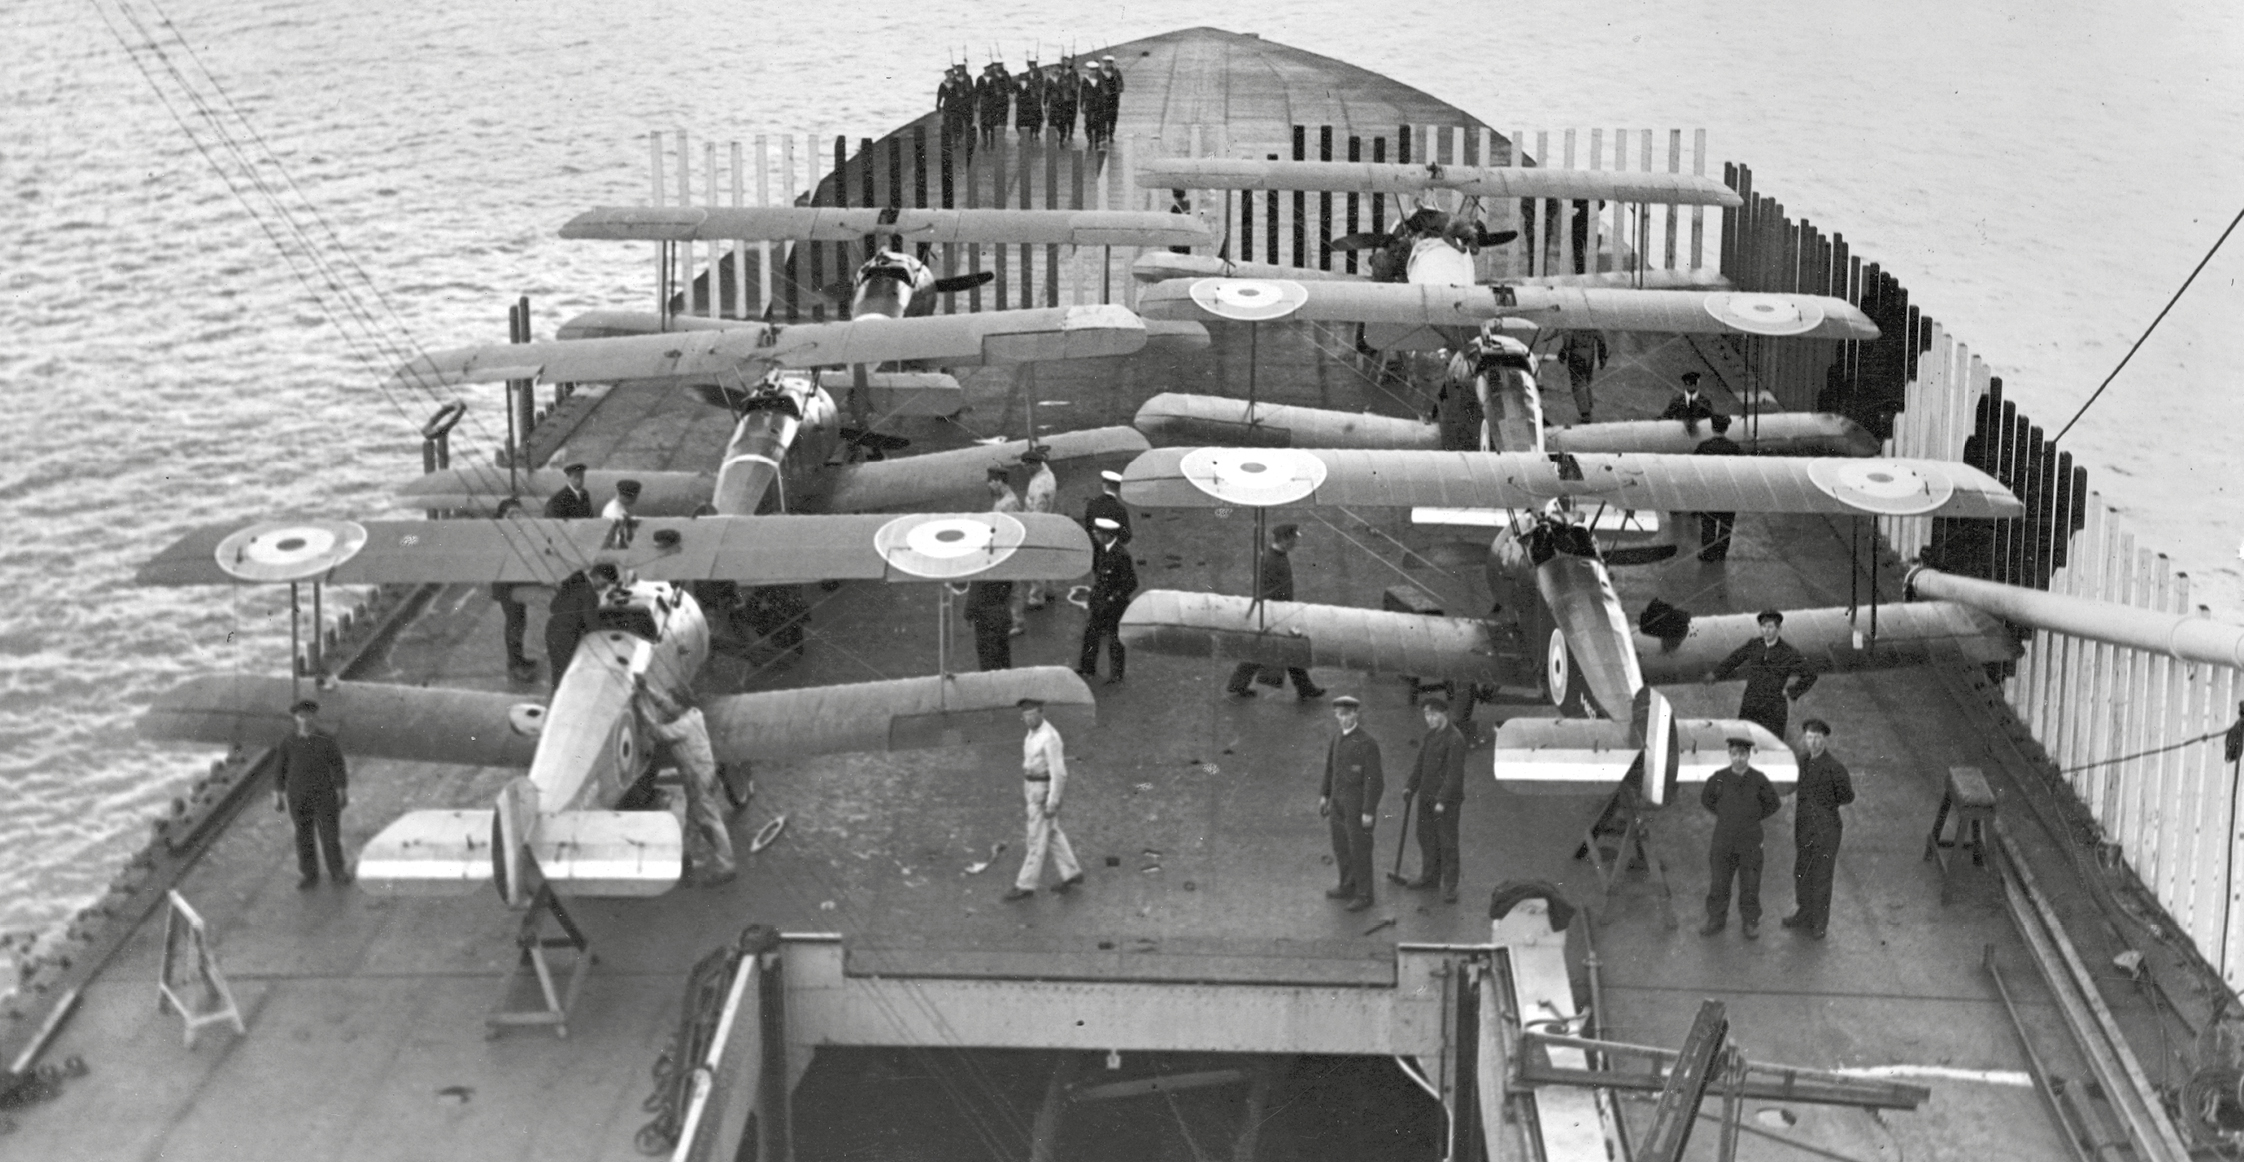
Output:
top-left (1224, 524), bottom-right (1324, 699)
top-left (1076, 518), bottom-right (1136, 683)
top-left (1082, 469), bottom-right (1132, 547)
top-left (1659, 371), bottom-right (1717, 433)
top-left (1014, 59), bottom-right (1045, 140)
top-left (274, 700), bottom-right (351, 889)
top-left (1783, 718), bottom-right (1855, 938)
top-left (545, 562), bottom-right (618, 689)
top-left (1045, 55), bottom-right (1078, 141)
top-left (937, 65), bottom-right (975, 159)
top-left (1403, 693), bottom-right (1469, 902)
top-left (1700, 737), bottom-right (1781, 937)
top-left (1094, 55), bottom-right (1124, 145)
top-left (1318, 695), bottom-right (1383, 911)
top-left (1706, 609), bottom-right (1817, 738)
top-left (1693, 414), bottom-right (1743, 561)
top-left (490, 498), bottom-right (538, 681)
top-left (544, 462), bottom-right (595, 519)
top-left (963, 579), bottom-right (1014, 670)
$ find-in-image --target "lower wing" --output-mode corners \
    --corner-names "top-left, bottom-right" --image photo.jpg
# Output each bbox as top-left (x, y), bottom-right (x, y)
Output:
top-left (138, 675), bottom-right (542, 768)
top-left (700, 667), bottom-right (1095, 763)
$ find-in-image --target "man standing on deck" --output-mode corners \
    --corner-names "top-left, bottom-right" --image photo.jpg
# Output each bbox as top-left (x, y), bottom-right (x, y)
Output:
top-left (1701, 737), bottom-right (1781, 937)
top-left (1046, 55), bottom-right (1078, 142)
top-left (938, 65), bottom-right (974, 160)
top-left (1660, 371), bottom-right (1717, 433)
top-left (1559, 328), bottom-right (1607, 424)
top-left (963, 580), bottom-right (1014, 670)
top-left (1003, 698), bottom-right (1083, 901)
top-left (1083, 469), bottom-right (1132, 547)
top-left (1402, 693), bottom-right (1468, 903)
top-left (1694, 414), bottom-right (1743, 562)
top-left (1014, 59), bottom-right (1045, 141)
top-left (544, 462), bottom-right (594, 519)
top-left (1319, 695), bottom-right (1383, 911)
top-left (1018, 448), bottom-right (1058, 613)
top-left (546, 562), bottom-right (619, 689)
top-left (1224, 524), bottom-right (1326, 700)
top-left (1705, 609), bottom-right (1816, 738)
top-left (274, 700), bottom-right (350, 890)
top-left (490, 498), bottom-right (538, 682)
top-left (1077, 517), bottom-right (1135, 684)
top-left (1094, 55), bottom-right (1124, 147)
top-left (1783, 719), bottom-right (1854, 938)
top-left (635, 676), bottom-right (736, 887)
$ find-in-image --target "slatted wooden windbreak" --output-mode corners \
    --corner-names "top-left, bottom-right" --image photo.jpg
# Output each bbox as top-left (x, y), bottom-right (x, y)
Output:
top-left (1725, 166), bottom-right (2244, 993)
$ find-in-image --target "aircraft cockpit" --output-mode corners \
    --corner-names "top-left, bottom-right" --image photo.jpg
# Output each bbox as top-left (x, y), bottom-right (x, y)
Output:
top-left (594, 581), bottom-right (684, 642)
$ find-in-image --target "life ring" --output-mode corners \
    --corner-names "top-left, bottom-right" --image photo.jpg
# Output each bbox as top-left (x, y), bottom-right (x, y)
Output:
top-left (421, 400), bottom-right (468, 441)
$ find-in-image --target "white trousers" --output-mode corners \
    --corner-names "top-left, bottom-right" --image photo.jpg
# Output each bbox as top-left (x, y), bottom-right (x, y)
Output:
top-left (1015, 779), bottom-right (1080, 891)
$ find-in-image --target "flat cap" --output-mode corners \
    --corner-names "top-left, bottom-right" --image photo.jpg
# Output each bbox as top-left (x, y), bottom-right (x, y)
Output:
top-left (986, 466), bottom-right (1011, 481)
top-left (563, 462), bottom-right (587, 475)
top-left (1680, 371), bottom-right (1702, 386)
top-left (1099, 469), bottom-right (1124, 484)
top-left (1800, 718), bottom-right (1832, 735)
top-left (1093, 517), bottom-right (1120, 531)
top-left (1419, 693), bottom-right (1449, 711)
top-left (1016, 697), bottom-right (1045, 709)
top-left (1271, 522), bottom-right (1300, 540)
top-left (1755, 608), bottom-right (1784, 625)
top-left (1725, 736), bottom-right (1754, 750)
top-left (290, 699), bottom-right (320, 715)
top-left (615, 479), bottom-right (642, 498)
top-left (1019, 447), bottom-right (1050, 464)
top-left (1331, 694), bottom-right (1361, 708)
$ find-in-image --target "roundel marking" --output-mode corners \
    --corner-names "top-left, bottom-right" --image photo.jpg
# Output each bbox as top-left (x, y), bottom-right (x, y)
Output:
top-left (214, 519), bottom-right (370, 583)
top-left (875, 512), bottom-right (1025, 579)
top-left (1545, 628), bottom-right (1571, 711)
top-left (1187, 277), bottom-right (1309, 321)
top-left (1807, 459), bottom-right (1956, 515)
top-left (508, 704), bottom-right (546, 738)
top-left (1704, 292), bottom-right (1825, 337)
top-left (1176, 447), bottom-right (1327, 507)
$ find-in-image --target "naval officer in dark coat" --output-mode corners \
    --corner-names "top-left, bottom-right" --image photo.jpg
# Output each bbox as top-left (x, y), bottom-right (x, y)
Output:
top-left (544, 462), bottom-right (595, 519)
top-left (1083, 469), bottom-right (1132, 547)
top-left (1403, 693), bottom-right (1469, 902)
top-left (274, 700), bottom-right (351, 889)
top-left (1706, 609), bottom-right (1817, 738)
top-left (545, 562), bottom-right (618, 689)
top-left (1076, 517), bottom-right (1136, 683)
top-left (1659, 371), bottom-right (1717, 431)
top-left (1783, 718), bottom-right (1855, 938)
top-left (1318, 695), bottom-right (1384, 911)
top-left (1700, 736), bottom-right (1782, 937)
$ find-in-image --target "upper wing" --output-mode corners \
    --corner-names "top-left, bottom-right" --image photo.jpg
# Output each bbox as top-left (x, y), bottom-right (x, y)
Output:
top-left (820, 426), bottom-right (1151, 513)
top-left (1134, 158), bottom-right (1742, 207)
top-left (1133, 393), bottom-right (1440, 450)
top-left (1129, 251), bottom-right (1733, 291)
top-left (140, 512), bottom-right (1095, 587)
top-left (1117, 447), bottom-right (2022, 519)
top-left (389, 305), bottom-right (1148, 389)
top-left (396, 467), bottom-right (715, 517)
top-left (139, 675), bottom-right (542, 767)
top-left (562, 206), bottom-right (1212, 248)
top-left (1137, 278), bottom-right (1878, 340)
top-left (701, 666), bottom-right (1095, 763)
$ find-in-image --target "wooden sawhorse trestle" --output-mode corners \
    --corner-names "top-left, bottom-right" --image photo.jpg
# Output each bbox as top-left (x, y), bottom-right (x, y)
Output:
top-left (488, 885), bottom-right (595, 1039)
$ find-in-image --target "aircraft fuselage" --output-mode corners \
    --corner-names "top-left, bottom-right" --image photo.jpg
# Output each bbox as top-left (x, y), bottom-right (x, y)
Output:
top-left (529, 581), bottom-right (711, 816)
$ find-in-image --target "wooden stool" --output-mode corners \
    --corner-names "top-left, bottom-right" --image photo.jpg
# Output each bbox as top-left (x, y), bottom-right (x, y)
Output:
top-left (1923, 765), bottom-right (1998, 904)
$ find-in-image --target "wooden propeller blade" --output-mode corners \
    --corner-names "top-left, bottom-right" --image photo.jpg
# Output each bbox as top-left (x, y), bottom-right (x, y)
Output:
top-left (932, 270), bottom-right (997, 294)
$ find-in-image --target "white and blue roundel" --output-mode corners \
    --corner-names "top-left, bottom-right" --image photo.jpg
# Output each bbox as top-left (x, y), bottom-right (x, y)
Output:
top-left (1178, 447), bottom-right (1327, 507)
top-left (214, 519), bottom-right (370, 583)
top-left (1704, 293), bottom-right (1826, 337)
top-left (874, 512), bottom-right (1025, 579)
top-left (1807, 459), bottom-right (1956, 515)
top-left (1187, 277), bottom-right (1309, 321)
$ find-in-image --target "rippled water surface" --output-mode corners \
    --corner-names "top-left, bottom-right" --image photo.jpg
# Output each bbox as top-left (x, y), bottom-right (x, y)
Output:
top-left (4, 0), bottom-right (2239, 953)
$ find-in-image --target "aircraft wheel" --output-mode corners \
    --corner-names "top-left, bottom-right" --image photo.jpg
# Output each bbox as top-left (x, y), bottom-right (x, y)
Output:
top-left (1544, 628), bottom-right (1592, 717)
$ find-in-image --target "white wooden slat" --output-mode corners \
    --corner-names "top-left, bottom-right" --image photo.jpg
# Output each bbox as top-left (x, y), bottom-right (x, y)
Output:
top-left (1560, 129), bottom-right (1576, 277)
top-left (756, 135), bottom-right (773, 317)
top-left (1691, 128), bottom-right (1706, 269)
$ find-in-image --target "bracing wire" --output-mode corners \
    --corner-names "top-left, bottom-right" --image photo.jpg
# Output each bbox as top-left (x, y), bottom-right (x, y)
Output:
top-left (2053, 204), bottom-right (2244, 442)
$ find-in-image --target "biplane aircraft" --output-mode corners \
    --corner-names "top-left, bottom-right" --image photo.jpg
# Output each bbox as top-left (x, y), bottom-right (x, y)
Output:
top-left (1126, 155), bottom-right (1876, 457)
top-left (392, 295), bottom-right (1156, 517)
top-left (137, 508), bottom-right (1098, 903)
top-left (1112, 445), bottom-right (2023, 800)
